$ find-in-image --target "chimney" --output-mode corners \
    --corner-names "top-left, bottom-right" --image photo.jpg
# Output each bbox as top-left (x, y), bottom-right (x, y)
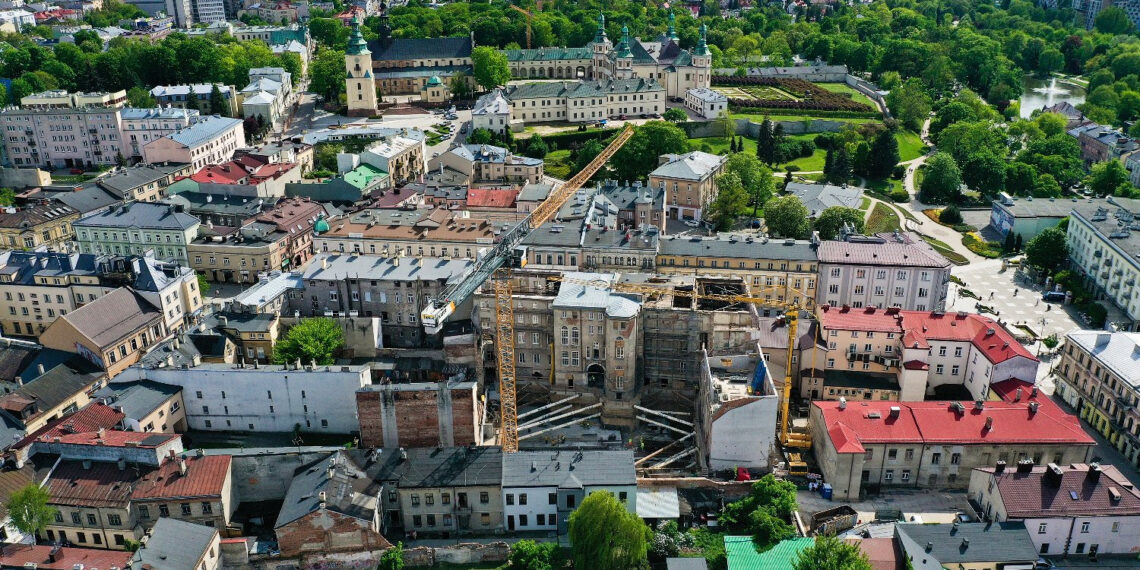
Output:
top-left (319, 490), bottom-right (327, 502)
top-left (994, 460), bottom-right (1006, 475)
top-left (179, 457), bottom-right (187, 476)
top-left (321, 257), bottom-right (327, 270)
top-left (1088, 463), bottom-right (1102, 483)
top-left (218, 315), bottom-right (228, 327)
top-left (98, 427), bottom-right (105, 439)
top-left (889, 406), bottom-right (901, 419)
top-left (14, 376), bottom-right (22, 386)
top-left (1044, 463), bottom-right (1063, 486)
top-left (1016, 459), bottom-right (1034, 473)
top-left (399, 447), bottom-right (407, 462)
top-left (974, 400), bottom-right (985, 411)
top-left (37, 363), bottom-right (45, 376)
top-left (168, 449), bottom-right (176, 461)
top-left (1031, 387), bottom-right (1038, 398)
top-left (1029, 402), bottom-right (1039, 415)
top-left (1014, 387), bottom-right (1022, 401)
top-left (838, 397), bottom-right (847, 410)
top-left (48, 545), bottom-right (62, 563)
top-left (984, 417), bottom-right (993, 431)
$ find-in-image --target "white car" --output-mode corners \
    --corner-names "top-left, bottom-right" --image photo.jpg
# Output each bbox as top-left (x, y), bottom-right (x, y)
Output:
top-left (684, 219), bottom-right (700, 228)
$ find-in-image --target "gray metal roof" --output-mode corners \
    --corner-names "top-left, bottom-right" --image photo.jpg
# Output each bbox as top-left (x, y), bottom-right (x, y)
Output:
top-left (387, 446), bottom-right (503, 488)
top-left (552, 272), bottom-right (640, 318)
top-left (817, 232), bottom-right (949, 268)
top-left (522, 221), bottom-right (585, 248)
top-left (369, 36), bottom-right (473, 62)
top-left (786, 182), bottom-right (864, 216)
top-left (120, 106), bottom-right (199, 121)
top-left (502, 449), bottom-right (635, 488)
top-left (132, 257), bottom-right (193, 293)
top-left (650, 151), bottom-right (726, 181)
top-left (230, 271), bottom-right (303, 309)
top-left (54, 288), bottom-right (164, 348)
top-left (165, 116), bottom-right (243, 148)
top-left (132, 515), bottom-right (217, 568)
top-left (96, 164), bottom-right (188, 198)
top-left (518, 182), bottom-right (554, 202)
top-left (94, 380), bottom-right (181, 420)
top-left (74, 202), bottom-right (200, 231)
top-left (1065, 331), bottom-right (1140, 387)
top-left (1069, 196), bottom-right (1140, 258)
top-left (659, 235), bottom-right (817, 261)
top-left (896, 522), bottom-right (1038, 564)
top-left (995, 195), bottom-right (1091, 219)
top-left (303, 254), bottom-right (473, 284)
top-left (276, 450), bottom-right (378, 528)
top-left (50, 186), bottom-right (120, 214)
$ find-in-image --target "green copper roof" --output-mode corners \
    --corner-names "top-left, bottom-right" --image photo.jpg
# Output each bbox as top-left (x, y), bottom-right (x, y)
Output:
top-left (343, 163), bottom-right (388, 190)
top-left (695, 23), bottom-right (710, 57)
top-left (667, 11), bottom-right (677, 40)
top-left (593, 13), bottom-right (607, 44)
top-left (313, 215), bottom-right (330, 233)
top-left (347, 17), bottom-right (370, 56)
top-left (616, 24), bottom-right (632, 58)
top-left (725, 537), bottom-right (814, 570)
top-left (426, 75), bottom-right (442, 86)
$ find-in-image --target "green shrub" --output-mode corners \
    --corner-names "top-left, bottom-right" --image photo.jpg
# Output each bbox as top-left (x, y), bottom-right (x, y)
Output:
top-left (963, 233), bottom-right (1002, 258)
top-left (940, 204), bottom-right (964, 225)
top-left (890, 188), bottom-right (911, 202)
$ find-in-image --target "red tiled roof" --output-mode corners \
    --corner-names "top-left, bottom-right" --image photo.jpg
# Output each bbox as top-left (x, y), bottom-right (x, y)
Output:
top-left (852, 538), bottom-right (904, 570)
top-left (14, 403), bottom-right (125, 450)
top-left (251, 162), bottom-right (298, 181)
top-left (36, 429), bottom-right (178, 448)
top-left (234, 155), bottom-right (268, 169)
top-left (45, 461), bottom-right (138, 508)
top-left (815, 399), bottom-right (1095, 453)
top-left (819, 307), bottom-right (1036, 365)
top-left (0, 544), bottom-right (131, 570)
top-left (989, 379), bottom-right (1062, 415)
top-left (466, 187), bottom-right (518, 209)
top-left (902, 360), bottom-right (929, 370)
top-left (192, 162), bottom-right (249, 184)
top-left (978, 463), bottom-right (1140, 518)
top-left (131, 455), bottom-right (231, 500)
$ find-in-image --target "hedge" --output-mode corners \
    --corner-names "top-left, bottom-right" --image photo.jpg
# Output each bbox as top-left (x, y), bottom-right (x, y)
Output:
top-left (712, 76), bottom-right (876, 113)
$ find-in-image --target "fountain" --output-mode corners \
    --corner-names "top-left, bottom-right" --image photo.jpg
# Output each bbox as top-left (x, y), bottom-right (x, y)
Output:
top-left (1019, 76), bottom-right (1086, 118)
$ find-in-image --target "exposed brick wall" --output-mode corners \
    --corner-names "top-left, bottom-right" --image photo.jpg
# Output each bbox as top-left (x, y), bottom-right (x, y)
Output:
top-left (393, 389), bottom-right (441, 448)
top-left (275, 509), bottom-right (391, 558)
top-left (356, 386), bottom-right (477, 449)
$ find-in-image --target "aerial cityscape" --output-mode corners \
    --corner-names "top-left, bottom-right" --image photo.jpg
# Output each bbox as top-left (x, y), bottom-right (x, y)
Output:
top-left (0, 0), bottom-right (1134, 568)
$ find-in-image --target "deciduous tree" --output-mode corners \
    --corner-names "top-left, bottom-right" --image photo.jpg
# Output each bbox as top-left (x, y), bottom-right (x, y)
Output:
top-left (919, 152), bottom-right (962, 204)
top-left (471, 46), bottom-right (511, 91)
top-left (763, 195), bottom-right (810, 239)
top-left (8, 484), bottom-right (56, 544)
top-left (792, 535), bottom-right (873, 570)
top-left (814, 206), bottom-right (865, 240)
top-left (612, 122), bottom-right (689, 181)
top-left (568, 492), bottom-right (650, 570)
top-left (1025, 227), bottom-right (1068, 275)
top-left (273, 317), bottom-right (345, 366)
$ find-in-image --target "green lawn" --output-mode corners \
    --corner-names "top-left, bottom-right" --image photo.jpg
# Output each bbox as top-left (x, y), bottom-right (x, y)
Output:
top-left (866, 202), bottom-right (902, 234)
top-left (921, 235), bottom-right (970, 265)
top-left (859, 196), bottom-right (871, 210)
top-left (731, 112), bottom-right (878, 125)
top-left (817, 82), bottom-right (878, 108)
top-left (688, 133), bottom-right (826, 171)
top-left (544, 149), bottom-right (573, 179)
top-left (896, 130), bottom-right (926, 162)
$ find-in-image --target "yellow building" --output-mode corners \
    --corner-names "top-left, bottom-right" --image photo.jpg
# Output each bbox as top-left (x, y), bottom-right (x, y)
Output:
top-left (0, 203), bottom-right (79, 252)
top-left (420, 75), bottom-right (450, 103)
top-left (345, 18), bottom-right (378, 117)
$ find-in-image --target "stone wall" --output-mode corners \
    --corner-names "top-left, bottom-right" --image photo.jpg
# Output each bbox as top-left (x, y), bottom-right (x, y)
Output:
top-left (241, 541), bottom-right (510, 569)
top-left (0, 167), bottom-right (51, 189)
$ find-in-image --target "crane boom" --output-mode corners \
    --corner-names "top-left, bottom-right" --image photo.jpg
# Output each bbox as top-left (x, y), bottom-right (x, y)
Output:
top-left (421, 124), bottom-right (634, 335)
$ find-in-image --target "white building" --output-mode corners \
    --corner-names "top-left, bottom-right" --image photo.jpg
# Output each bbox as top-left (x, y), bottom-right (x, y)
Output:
top-left (141, 115), bottom-right (246, 169)
top-left (191, 0), bottom-right (224, 23)
top-left (120, 106), bottom-right (200, 158)
top-left (114, 363), bottom-right (371, 433)
top-left (969, 462), bottom-right (1140, 556)
top-left (697, 350), bottom-right (779, 472)
top-left (684, 87), bottom-right (727, 119)
top-left (131, 255), bottom-right (203, 334)
top-left (1065, 197), bottom-right (1140, 330)
top-left (0, 8), bottom-right (34, 30)
top-left (471, 89), bottom-right (512, 134)
top-left (486, 78), bottom-right (665, 127)
top-left (501, 449), bottom-right (636, 534)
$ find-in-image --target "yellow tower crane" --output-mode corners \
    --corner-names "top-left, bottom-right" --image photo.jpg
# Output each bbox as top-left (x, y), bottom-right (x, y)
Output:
top-left (422, 125), bottom-right (635, 452)
top-left (543, 274), bottom-right (813, 449)
top-left (509, 4), bottom-right (535, 49)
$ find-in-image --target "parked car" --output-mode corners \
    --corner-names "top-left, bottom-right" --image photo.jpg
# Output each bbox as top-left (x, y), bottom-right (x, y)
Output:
top-left (684, 219), bottom-right (700, 228)
top-left (1042, 291), bottom-right (1066, 303)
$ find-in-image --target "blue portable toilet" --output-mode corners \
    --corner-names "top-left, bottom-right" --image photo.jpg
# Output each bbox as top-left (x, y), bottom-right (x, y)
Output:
top-left (821, 483), bottom-right (833, 500)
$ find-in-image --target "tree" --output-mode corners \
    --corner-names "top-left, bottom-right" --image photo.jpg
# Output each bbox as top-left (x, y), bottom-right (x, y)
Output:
top-left (723, 153), bottom-right (773, 216)
top-left (272, 317), bottom-right (345, 365)
top-left (764, 195), bottom-right (810, 239)
top-left (1087, 160), bottom-right (1131, 197)
top-left (866, 130), bottom-right (900, 180)
top-left (886, 78), bottom-right (932, 132)
top-left (467, 127), bottom-right (494, 145)
top-left (708, 172), bottom-right (748, 230)
top-left (940, 204), bottom-right (963, 225)
top-left (1037, 48), bottom-right (1064, 77)
top-left (310, 17), bottom-right (349, 50)
top-left (575, 139), bottom-right (606, 174)
top-left (127, 86), bottom-right (155, 108)
top-left (523, 134), bottom-right (548, 159)
top-left (196, 272), bottom-right (211, 296)
top-left (378, 542), bottom-right (404, 570)
top-left (720, 475), bottom-right (798, 550)
top-left (310, 48), bottom-right (347, 101)
top-left (0, 188), bottom-right (14, 207)
top-left (919, 153), bottom-right (962, 204)
top-left (509, 539), bottom-right (558, 570)
top-left (471, 46), bottom-right (511, 91)
top-left (1025, 227), bottom-right (1069, 275)
top-left (568, 491), bottom-right (650, 570)
top-left (814, 207), bottom-right (865, 240)
top-left (209, 84), bottom-right (228, 117)
top-left (612, 122), bottom-right (689, 182)
top-left (793, 536), bottom-right (873, 570)
top-left (756, 118), bottom-right (774, 163)
top-left (1095, 6), bottom-right (1134, 35)
top-left (449, 72), bottom-right (472, 100)
top-left (826, 146), bottom-right (852, 185)
top-left (8, 484), bottom-right (56, 544)
top-left (663, 108), bottom-right (688, 123)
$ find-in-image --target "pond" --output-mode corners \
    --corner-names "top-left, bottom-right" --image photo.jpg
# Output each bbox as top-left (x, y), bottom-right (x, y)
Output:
top-left (1019, 76), bottom-right (1086, 118)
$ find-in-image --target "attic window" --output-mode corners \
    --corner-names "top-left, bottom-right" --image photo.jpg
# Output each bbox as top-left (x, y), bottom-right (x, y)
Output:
top-left (1070, 490), bottom-right (1079, 500)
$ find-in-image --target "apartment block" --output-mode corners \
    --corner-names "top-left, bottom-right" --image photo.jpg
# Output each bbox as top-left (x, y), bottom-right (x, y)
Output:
top-left (374, 446), bottom-right (504, 537)
top-left (648, 151), bottom-right (727, 222)
top-left (501, 449), bottom-right (635, 534)
top-left (1054, 331), bottom-right (1140, 470)
top-left (189, 224), bottom-right (289, 284)
top-left (121, 106), bottom-right (200, 157)
top-left (0, 202), bottom-right (79, 252)
top-left (38, 287), bottom-right (168, 379)
top-left (20, 89), bottom-right (127, 109)
top-left (313, 208), bottom-right (495, 260)
top-left (802, 306), bottom-right (1039, 402)
top-left (969, 461), bottom-right (1140, 556)
top-left (810, 399), bottom-right (1095, 501)
top-left (114, 363), bottom-right (372, 433)
top-left (1, 106), bottom-right (127, 169)
top-left (351, 136), bottom-right (426, 186)
top-left (1064, 197), bottom-right (1140, 330)
top-left (816, 230), bottom-right (952, 312)
top-left (141, 115), bottom-right (245, 170)
top-left (86, 162), bottom-right (195, 203)
top-left (293, 254), bottom-right (472, 348)
top-left (74, 202), bottom-right (200, 263)
top-left (149, 84), bottom-right (239, 117)
top-left (428, 143), bottom-right (544, 185)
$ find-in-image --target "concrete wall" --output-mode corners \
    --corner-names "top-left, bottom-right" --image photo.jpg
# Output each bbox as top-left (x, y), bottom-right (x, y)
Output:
top-left (355, 381), bottom-right (478, 449)
top-left (31, 436), bottom-right (183, 466)
top-left (115, 364), bottom-right (370, 433)
top-left (208, 447), bottom-right (341, 503)
top-left (0, 167), bottom-right (51, 188)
